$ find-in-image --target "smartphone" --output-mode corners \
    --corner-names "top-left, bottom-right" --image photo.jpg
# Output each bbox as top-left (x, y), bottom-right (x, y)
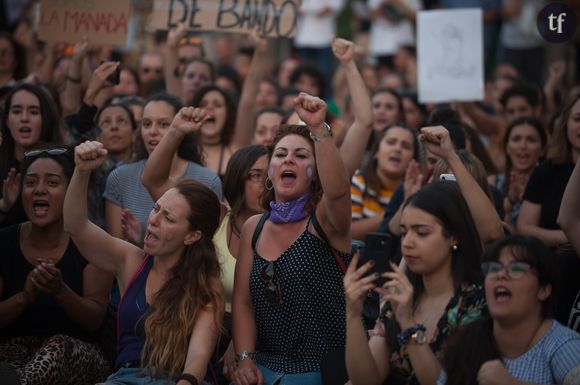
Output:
top-left (439, 173), bottom-right (456, 181)
top-left (100, 61), bottom-right (121, 85)
top-left (359, 233), bottom-right (395, 286)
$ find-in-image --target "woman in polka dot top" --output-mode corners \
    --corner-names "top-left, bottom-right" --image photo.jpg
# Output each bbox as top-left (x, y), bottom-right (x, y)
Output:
top-left (231, 92), bottom-right (352, 385)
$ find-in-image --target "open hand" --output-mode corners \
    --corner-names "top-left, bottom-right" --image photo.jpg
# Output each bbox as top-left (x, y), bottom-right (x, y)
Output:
top-left (121, 209), bottom-right (142, 246)
top-left (0, 168), bottom-right (21, 213)
top-left (403, 160), bottom-right (423, 199)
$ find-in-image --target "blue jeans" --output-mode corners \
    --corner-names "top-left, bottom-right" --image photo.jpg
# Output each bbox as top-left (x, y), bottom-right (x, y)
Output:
top-left (99, 368), bottom-right (174, 385)
top-left (257, 364), bottom-right (323, 385)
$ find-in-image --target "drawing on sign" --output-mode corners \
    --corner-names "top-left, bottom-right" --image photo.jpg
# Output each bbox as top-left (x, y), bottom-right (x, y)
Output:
top-left (417, 9), bottom-right (483, 103)
top-left (427, 24), bottom-right (477, 80)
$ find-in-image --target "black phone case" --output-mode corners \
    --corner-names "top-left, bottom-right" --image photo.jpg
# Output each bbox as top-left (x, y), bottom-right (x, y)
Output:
top-left (360, 232), bottom-right (395, 287)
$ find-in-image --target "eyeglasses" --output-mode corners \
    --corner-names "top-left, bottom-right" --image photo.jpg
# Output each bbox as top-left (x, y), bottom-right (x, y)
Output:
top-left (247, 170), bottom-right (266, 183)
top-left (481, 261), bottom-right (534, 280)
top-left (260, 261), bottom-right (282, 305)
top-left (24, 148), bottom-right (67, 158)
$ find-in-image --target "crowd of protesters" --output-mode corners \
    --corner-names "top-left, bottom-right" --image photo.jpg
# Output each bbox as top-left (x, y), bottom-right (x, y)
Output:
top-left (0, 1), bottom-right (580, 385)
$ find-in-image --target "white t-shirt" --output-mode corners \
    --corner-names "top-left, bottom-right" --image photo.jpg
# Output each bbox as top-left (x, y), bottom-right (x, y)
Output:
top-left (294, 0), bottom-right (345, 48)
top-left (368, 0), bottom-right (421, 56)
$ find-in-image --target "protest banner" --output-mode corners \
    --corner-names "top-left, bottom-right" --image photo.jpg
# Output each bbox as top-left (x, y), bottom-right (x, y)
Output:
top-left (38, 0), bottom-right (130, 45)
top-left (417, 9), bottom-right (484, 103)
top-left (148, 0), bottom-right (301, 38)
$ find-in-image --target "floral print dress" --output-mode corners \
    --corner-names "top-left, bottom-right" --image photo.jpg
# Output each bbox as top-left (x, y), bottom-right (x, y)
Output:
top-left (372, 284), bottom-right (487, 385)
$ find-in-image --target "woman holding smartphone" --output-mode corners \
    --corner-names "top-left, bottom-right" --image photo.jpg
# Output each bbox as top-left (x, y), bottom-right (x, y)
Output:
top-left (344, 181), bottom-right (486, 385)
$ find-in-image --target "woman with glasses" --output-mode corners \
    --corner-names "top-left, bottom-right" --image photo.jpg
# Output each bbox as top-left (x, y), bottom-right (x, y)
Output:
top-left (440, 235), bottom-right (580, 385)
top-left (231, 93), bottom-right (352, 385)
top-left (0, 147), bottom-right (113, 384)
top-left (141, 107), bottom-right (268, 383)
top-left (344, 181), bottom-right (486, 385)
top-left (0, 83), bottom-right (61, 228)
top-left (64, 139), bottom-right (224, 385)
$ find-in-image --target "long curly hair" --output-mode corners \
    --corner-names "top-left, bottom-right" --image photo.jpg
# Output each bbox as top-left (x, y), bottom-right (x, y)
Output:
top-left (141, 180), bottom-right (223, 379)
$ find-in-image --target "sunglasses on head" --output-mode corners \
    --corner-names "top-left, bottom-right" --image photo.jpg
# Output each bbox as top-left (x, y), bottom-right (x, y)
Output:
top-left (481, 261), bottom-right (534, 280)
top-left (260, 261), bottom-right (282, 305)
top-left (24, 148), bottom-right (68, 158)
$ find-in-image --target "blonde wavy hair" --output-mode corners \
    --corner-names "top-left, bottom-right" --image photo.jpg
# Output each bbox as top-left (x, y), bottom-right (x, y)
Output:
top-left (141, 180), bottom-right (224, 379)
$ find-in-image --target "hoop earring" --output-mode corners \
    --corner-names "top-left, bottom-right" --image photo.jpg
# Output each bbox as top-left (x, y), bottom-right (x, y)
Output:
top-left (265, 177), bottom-right (273, 191)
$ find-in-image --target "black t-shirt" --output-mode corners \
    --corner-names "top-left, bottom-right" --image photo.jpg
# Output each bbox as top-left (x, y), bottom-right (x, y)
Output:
top-left (522, 160), bottom-right (574, 230)
top-left (0, 224), bottom-right (91, 341)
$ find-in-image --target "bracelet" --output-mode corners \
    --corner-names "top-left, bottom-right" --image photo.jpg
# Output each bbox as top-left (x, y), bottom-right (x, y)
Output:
top-left (66, 75), bottom-right (81, 84)
top-left (236, 350), bottom-right (257, 363)
top-left (176, 373), bottom-right (198, 385)
top-left (397, 324), bottom-right (427, 346)
top-left (309, 122), bottom-right (333, 142)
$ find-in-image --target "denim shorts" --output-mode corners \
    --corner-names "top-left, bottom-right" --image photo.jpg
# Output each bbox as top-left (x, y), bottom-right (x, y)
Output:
top-left (257, 364), bottom-right (323, 385)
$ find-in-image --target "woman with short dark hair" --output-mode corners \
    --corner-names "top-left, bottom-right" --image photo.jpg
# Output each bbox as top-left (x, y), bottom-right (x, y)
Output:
top-left (440, 235), bottom-right (580, 385)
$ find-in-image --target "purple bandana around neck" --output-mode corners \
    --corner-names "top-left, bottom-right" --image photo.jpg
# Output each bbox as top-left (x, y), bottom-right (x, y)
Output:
top-left (269, 192), bottom-right (312, 224)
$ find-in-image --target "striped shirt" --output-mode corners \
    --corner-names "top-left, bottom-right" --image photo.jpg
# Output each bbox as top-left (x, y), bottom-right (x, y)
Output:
top-left (437, 320), bottom-right (580, 385)
top-left (351, 173), bottom-right (396, 220)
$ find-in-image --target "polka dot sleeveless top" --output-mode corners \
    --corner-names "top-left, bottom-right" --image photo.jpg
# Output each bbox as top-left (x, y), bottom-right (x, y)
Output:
top-left (249, 214), bottom-right (351, 373)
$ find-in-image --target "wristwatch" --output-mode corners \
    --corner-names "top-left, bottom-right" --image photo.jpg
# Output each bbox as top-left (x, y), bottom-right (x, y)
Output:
top-left (237, 350), bottom-right (256, 362)
top-left (309, 122), bottom-right (333, 142)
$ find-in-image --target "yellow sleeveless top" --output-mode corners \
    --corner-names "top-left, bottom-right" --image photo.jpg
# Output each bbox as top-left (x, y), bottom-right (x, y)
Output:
top-left (213, 212), bottom-right (237, 313)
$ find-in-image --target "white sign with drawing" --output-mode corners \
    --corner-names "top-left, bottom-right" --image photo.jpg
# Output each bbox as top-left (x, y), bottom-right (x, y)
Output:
top-left (417, 9), bottom-right (484, 103)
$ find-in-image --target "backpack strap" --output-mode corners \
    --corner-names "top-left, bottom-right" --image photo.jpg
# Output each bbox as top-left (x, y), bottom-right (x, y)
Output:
top-left (311, 213), bottom-right (347, 273)
top-left (251, 212), bottom-right (270, 251)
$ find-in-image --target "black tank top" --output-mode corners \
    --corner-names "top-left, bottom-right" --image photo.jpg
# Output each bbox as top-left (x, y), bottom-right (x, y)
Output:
top-left (249, 213), bottom-right (351, 373)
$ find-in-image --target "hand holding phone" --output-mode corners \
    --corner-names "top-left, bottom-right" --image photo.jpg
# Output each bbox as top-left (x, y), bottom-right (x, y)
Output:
top-left (359, 233), bottom-right (396, 286)
top-left (99, 60), bottom-right (120, 85)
